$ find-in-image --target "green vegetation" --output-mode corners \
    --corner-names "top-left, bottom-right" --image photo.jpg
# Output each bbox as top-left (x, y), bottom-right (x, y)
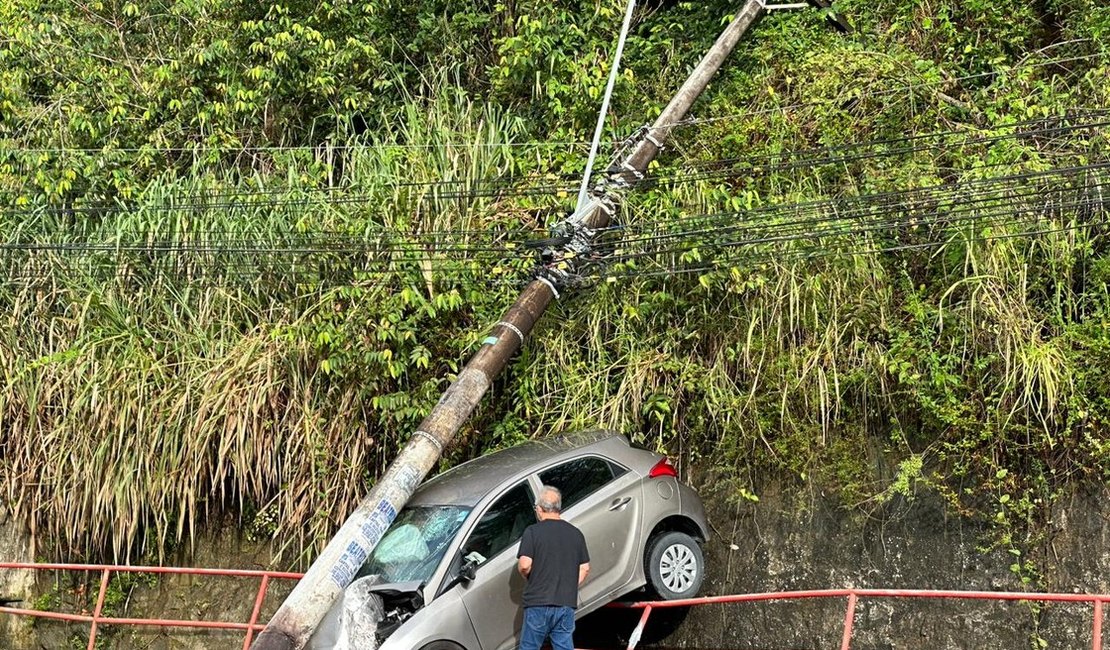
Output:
top-left (1, 0), bottom-right (1108, 567)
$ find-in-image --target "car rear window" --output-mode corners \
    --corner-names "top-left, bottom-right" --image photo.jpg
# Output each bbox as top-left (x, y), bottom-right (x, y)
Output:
top-left (539, 456), bottom-right (628, 511)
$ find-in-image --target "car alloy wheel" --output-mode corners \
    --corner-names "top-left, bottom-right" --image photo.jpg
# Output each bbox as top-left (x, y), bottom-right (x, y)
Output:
top-left (645, 531), bottom-right (704, 600)
top-left (660, 543), bottom-right (698, 592)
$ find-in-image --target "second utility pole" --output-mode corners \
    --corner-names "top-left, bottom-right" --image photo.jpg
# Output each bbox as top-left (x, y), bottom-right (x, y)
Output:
top-left (253, 1), bottom-right (767, 648)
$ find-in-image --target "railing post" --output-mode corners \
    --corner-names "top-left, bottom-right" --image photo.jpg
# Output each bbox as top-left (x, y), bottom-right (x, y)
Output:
top-left (86, 568), bottom-right (111, 650)
top-left (626, 605), bottom-right (653, 650)
top-left (244, 575), bottom-right (273, 650)
top-left (840, 592), bottom-right (858, 650)
top-left (1094, 599), bottom-right (1103, 650)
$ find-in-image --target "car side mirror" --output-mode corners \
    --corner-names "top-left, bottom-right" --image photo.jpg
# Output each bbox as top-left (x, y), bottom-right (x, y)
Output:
top-left (441, 552), bottom-right (481, 594)
top-left (459, 556), bottom-right (478, 583)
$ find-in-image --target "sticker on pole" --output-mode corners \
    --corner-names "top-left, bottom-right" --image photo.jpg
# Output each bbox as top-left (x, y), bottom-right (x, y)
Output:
top-left (329, 540), bottom-right (369, 588)
top-left (359, 500), bottom-right (397, 547)
top-left (397, 465), bottom-right (421, 494)
top-left (329, 500), bottom-right (397, 588)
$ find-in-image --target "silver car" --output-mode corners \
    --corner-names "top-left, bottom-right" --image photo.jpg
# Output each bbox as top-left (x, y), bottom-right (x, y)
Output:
top-left (308, 430), bottom-right (710, 650)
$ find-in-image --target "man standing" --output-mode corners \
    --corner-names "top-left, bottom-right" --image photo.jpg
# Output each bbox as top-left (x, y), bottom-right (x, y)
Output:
top-left (517, 485), bottom-right (590, 650)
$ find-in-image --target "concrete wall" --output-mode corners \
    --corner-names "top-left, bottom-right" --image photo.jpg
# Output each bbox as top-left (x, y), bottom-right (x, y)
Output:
top-left (621, 481), bottom-right (1110, 650)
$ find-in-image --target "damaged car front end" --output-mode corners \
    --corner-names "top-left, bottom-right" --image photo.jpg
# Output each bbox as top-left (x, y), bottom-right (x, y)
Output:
top-left (308, 504), bottom-right (482, 650)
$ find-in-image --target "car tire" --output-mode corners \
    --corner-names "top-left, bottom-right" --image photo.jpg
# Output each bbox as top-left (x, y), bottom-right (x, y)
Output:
top-left (644, 531), bottom-right (704, 600)
top-left (419, 642), bottom-right (465, 650)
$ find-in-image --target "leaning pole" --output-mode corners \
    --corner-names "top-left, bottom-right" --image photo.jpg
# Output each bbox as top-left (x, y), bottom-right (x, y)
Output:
top-left (252, 2), bottom-right (767, 648)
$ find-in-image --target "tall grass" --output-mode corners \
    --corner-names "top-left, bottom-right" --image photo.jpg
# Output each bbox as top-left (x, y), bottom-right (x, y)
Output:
top-left (0, 77), bottom-right (583, 563)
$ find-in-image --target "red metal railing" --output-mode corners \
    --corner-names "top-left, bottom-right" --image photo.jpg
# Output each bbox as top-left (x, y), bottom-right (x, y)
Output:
top-left (616, 588), bottom-right (1109, 650)
top-left (0, 562), bottom-right (304, 650)
top-left (1, 564), bottom-right (1106, 650)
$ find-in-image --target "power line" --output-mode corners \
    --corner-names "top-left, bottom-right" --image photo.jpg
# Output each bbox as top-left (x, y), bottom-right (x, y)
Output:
top-left (640, 118), bottom-right (1109, 190)
top-left (0, 179), bottom-right (579, 219)
top-left (5, 112), bottom-right (1104, 228)
top-left (654, 52), bottom-right (1108, 130)
top-left (4, 165), bottom-right (1105, 269)
top-left (608, 162), bottom-right (1110, 243)
top-left (2, 52), bottom-right (1103, 159)
top-left (666, 111), bottom-right (1109, 172)
top-left (590, 219), bottom-right (1106, 282)
top-left (595, 195), bottom-right (1106, 270)
top-left (0, 141), bottom-right (600, 155)
top-left (7, 178), bottom-right (1103, 287)
top-left (0, 257), bottom-right (529, 289)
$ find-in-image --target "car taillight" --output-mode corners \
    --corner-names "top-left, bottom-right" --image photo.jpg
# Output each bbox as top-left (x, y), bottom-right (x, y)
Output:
top-left (648, 457), bottom-right (678, 478)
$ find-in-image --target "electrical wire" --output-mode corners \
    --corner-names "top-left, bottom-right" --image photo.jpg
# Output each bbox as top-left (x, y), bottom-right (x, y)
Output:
top-left (663, 113), bottom-right (1110, 173)
top-left (4, 52), bottom-right (1102, 157)
top-left (653, 52), bottom-right (1108, 130)
top-left (0, 179), bottom-right (579, 219)
top-left (3, 100), bottom-right (1108, 287)
top-left (593, 197), bottom-right (1106, 270)
top-left (609, 173), bottom-right (1099, 250)
top-left (1, 121), bottom-right (1099, 231)
top-left (4, 109), bottom-right (1106, 227)
top-left (0, 141), bottom-right (599, 154)
top-left (590, 220), bottom-right (1105, 282)
top-left (0, 256), bottom-right (531, 289)
top-left (6, 180), bottom-right (1103, 287)
top-left (640, 120), bottom-right (1109, 190)
top-left (3, 165), bottom-right (1104, 269)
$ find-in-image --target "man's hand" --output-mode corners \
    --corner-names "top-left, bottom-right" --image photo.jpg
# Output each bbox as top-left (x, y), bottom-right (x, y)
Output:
top-left (518, 555), bottom-right (533, 579)
top-left (578, 562), bottom-right (590, 586)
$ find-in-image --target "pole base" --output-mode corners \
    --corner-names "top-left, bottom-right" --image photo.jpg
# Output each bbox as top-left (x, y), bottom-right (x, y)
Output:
top-left (250, 627), bottom-right (298, 650)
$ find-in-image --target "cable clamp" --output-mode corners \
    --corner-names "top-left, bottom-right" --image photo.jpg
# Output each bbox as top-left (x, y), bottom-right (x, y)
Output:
top-left (536, 276), bottom-right (561, 299)
top-left (604, 173), bottom-right (632, 189)
top-left (495, 321), bottom-right (525, 345)
top-left (645, 131), bottom-right (665, 148)
top-left (620, 162), bottom-right (645, 180)
top-left (413, 430), bottom-right (443, 453)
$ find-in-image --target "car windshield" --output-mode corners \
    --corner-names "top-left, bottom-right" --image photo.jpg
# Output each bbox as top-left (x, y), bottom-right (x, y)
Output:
top-left (357, 505), bottom-right (470, 584)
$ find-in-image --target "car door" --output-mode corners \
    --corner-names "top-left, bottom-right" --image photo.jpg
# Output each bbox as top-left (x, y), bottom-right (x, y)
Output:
top-left (456, 481), bottom-right (537, 650)
top-left (538, 456), bottom-right (643, 608)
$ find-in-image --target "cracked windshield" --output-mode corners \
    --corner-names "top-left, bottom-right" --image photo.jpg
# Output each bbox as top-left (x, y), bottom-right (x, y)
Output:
top-left (358, 506), bottom-right (470, 583)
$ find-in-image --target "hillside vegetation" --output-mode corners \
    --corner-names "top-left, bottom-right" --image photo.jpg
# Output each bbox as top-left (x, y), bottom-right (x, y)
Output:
top-left (1, 0), bottom-right (1109, 567)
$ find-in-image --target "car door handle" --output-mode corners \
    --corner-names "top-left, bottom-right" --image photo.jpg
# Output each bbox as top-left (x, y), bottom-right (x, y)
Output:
top-left (608, 496), bottom-right (632, 511)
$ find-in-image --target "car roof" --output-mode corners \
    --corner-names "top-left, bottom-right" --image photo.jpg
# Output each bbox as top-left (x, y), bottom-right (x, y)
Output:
top-left (408, 429), bottom-right (629, 507)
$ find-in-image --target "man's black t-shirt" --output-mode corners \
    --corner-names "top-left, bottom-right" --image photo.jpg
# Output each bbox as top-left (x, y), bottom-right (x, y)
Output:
top-left (517, 519), bottom-right (590, 609)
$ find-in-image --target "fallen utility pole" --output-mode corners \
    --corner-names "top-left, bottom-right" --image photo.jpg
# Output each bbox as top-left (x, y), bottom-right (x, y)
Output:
top-left (253, 2), bottom-right (768, 648)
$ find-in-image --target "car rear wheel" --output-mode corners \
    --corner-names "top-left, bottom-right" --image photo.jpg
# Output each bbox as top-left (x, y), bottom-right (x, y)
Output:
top-left (644, 531), bottom-right (704, 600)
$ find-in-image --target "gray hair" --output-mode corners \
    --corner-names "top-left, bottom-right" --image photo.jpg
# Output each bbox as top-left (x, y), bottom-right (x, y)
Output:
top-left (536, 485), bottom-right (563, 513)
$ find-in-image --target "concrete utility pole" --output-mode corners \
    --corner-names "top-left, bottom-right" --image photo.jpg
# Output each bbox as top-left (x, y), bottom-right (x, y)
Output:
top-left (252, 2), bottom-right (768, 648)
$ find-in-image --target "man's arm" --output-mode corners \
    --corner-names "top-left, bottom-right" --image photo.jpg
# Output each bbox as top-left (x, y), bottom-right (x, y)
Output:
top-left (517, 526), bottom-right (534, 578)
top-left (577, 529), bottom-right (591, 586)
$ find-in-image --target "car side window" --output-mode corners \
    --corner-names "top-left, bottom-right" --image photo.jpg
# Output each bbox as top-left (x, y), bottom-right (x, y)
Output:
top-left (539, 456), bottom-right (628, 511)
top-left (462, 483), bottom-right (535, 565)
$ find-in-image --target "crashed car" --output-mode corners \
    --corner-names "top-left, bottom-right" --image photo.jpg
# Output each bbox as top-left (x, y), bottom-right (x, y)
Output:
top-left (308, 430), bottom-right (710, 650)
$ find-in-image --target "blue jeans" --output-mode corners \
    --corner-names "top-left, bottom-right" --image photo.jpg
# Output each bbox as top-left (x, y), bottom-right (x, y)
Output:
top-left (520, 605), bottom-right (575, 650)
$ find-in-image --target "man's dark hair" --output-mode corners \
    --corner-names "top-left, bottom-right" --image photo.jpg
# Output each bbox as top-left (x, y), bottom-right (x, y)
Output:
top-left (536, 485), bottom-right (563, 513)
